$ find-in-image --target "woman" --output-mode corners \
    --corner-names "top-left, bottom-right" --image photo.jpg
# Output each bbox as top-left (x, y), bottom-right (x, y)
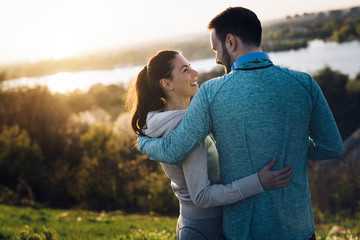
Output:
top-left (127, 50), bottom-right (292, 240)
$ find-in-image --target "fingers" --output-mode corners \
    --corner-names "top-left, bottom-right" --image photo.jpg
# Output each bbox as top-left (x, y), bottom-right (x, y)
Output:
top-left (261, 157), bottom-right (277, 171)
top-left (272, 168), bottom-right (293, 188)
top-left (274, 166), bottom-right (293, 181)
top-left (259, 159), bottom-right (294, 190)
top-left (271, 164), bottom-right (292, 176)
top-left (273, 175), bottom-right (292, 188)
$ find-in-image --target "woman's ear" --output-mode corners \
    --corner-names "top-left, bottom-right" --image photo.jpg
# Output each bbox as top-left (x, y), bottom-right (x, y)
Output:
top-left (160, 78), bottom-right (173, 91)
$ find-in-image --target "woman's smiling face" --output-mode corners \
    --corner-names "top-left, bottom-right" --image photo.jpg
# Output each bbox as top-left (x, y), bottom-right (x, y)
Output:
top-left (170, 54), bottom-right (199, 98)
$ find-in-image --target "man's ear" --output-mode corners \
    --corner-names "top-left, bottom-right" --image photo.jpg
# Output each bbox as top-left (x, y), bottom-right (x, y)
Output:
top-left (160, 78), bottom-right (173, 91)
top-left (225, 33), bottom-right (237, 52)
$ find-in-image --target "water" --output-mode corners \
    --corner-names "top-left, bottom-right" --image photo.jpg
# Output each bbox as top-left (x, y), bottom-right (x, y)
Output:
top-left (269, 40), bottom-right (360, 77)
top-left (3, 40), bottom-right (360, 93)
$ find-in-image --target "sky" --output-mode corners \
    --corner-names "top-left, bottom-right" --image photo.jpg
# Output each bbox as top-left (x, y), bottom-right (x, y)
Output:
top-left (0, 0), bottom-right (359, 65)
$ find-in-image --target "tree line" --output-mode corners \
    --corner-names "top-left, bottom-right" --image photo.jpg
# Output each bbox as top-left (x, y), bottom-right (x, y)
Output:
top-left (0, 66), bottom-right (359, 217)
top-left (261, 6), bottom-right (360, 51)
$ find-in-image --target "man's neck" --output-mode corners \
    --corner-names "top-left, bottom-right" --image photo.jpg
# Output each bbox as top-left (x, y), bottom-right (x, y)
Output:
top-left (232, 46), bottom-right (262, 64)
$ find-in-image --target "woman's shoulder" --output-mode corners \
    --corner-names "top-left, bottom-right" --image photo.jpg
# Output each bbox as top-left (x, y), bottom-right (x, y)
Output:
top-left (143, 110), bottom-right (186, 137)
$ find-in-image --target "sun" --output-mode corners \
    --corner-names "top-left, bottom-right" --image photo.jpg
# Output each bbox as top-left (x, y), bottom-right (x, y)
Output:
top-left (49, 30), bottom-right (81, 60)
top-left (51, 48), bottom-right (74, 60)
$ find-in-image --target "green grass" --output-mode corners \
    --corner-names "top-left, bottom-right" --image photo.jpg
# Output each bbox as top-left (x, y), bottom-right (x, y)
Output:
top-left (314, 211), bottom-right (360, 240)
top-left (0, 205), bottom-right (177, 240)
top-left (0, 204), bottom-right (359, 240)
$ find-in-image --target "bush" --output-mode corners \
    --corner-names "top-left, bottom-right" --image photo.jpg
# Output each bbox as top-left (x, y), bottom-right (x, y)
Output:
top-left (313, 67), bottom-right (360, 139)
top-left (16, 225), bottom-right (58, 240)
top-left (0, 125), bottom-right (43, 205)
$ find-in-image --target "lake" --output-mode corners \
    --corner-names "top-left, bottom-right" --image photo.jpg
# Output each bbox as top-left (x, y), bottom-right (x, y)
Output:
top-left (3, 40), bottom-right (360, 93)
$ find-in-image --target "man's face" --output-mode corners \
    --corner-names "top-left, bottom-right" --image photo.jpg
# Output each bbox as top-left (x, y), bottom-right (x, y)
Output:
top-left (210, 29), bottom-right (232, 74)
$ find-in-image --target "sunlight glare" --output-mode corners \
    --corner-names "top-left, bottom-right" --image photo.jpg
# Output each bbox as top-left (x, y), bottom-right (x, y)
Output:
top-left (47, 72), bottom-right (81, 93)
top-left (49, 30), bottom-right (81, 60)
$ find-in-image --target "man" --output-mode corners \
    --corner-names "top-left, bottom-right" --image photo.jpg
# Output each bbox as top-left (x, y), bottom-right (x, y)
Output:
top-left (137, 7), bottom-right (342, 240)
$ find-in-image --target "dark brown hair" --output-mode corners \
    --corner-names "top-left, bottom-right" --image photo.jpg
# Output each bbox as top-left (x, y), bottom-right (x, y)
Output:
top-left (127, 50), bottom-right (179, 135)
top-left (208, 7), bottom-right (262, 47)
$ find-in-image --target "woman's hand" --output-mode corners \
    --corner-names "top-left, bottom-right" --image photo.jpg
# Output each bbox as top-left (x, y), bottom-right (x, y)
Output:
top-left (258, 158), bottom-right (293, 190)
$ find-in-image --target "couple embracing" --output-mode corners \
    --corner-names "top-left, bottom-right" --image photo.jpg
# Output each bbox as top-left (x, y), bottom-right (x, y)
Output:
top-left (127, 7), bottom-right (342, 240)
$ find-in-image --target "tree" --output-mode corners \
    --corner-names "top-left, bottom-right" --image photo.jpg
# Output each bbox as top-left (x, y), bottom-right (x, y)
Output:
top-left (0, 125), bottom-right (43, 203)
top-left (87, 84), bottom-right (127, 119)
top-left (314, 67), bottom-right (360, 139)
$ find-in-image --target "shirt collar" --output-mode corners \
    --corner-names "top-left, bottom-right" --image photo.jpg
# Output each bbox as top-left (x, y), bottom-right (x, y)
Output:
top-left (231, 52), bottom-right (271, 71)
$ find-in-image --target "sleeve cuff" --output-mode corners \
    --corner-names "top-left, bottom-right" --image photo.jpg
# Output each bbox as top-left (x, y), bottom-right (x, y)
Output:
top-left (236, 173), bottom-right (265, 199)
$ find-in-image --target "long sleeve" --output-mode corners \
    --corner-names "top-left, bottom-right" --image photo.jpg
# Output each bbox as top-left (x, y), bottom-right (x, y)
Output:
top-left (181, 138), bottom-right (264, 208)
top-left (307, 77), bottom-right (343, 160)
top-left (137, 85), bottom-right (213, 164)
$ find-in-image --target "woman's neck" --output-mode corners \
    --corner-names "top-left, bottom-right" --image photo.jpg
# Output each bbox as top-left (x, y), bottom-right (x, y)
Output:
top-left (163, 96), bottom-right (190, 111)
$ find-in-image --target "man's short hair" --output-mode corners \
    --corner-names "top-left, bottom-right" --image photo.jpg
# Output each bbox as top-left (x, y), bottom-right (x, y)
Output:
top-left (208, 7), bottom-right (262, 47)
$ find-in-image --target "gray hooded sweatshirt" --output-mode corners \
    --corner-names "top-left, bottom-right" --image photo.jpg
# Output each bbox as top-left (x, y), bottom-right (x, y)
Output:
top-left (143, 110), bottom-right (264, 219)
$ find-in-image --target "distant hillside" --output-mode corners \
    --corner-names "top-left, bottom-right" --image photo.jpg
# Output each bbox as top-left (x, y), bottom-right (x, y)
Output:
top-left (261, 6), bottom-right (360, 52)
top-left (0, 6), bottom-right (359, 81)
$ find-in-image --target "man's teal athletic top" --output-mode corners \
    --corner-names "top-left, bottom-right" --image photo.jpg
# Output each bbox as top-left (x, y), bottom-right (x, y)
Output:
top-left (137, 53), bottom-right (343, 240)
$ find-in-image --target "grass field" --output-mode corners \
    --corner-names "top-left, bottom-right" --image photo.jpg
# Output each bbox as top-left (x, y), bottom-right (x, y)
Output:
top-left (0, 204), bottom-right (359, 240)
top-left (0, 204), bottom-right (177, 240)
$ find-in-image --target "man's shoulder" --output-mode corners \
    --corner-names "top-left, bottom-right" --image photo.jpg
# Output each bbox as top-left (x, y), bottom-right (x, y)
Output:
top-left (202, 71), bottom-right (236, 90)
top-left (199, 72), bottom-right (235, 101)
top-left (269, 64), bottom-right (319, 91)
top-left (272, 64), bottom-right (312, 81)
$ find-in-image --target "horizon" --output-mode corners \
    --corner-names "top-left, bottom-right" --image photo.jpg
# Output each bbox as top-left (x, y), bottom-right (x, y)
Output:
top-left (0, 0), bottom-right (359, 65)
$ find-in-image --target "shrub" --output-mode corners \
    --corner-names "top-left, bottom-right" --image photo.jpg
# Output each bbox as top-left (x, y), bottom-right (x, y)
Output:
top-left (16, 225), bottom-right (58, 240)
top-left (0, 125), bottom-right (42, 205)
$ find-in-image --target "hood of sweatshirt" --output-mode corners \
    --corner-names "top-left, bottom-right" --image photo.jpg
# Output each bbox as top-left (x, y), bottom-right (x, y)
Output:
top-left (143, 110), bottom-right (186, 138)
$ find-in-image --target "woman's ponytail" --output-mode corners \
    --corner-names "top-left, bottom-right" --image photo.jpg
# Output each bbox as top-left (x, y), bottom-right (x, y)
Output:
top-left (127, 50), bottom-right (179, 135)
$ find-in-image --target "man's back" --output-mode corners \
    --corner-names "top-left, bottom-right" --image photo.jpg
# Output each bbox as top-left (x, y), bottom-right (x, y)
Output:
top-left (137, 58), bottom-right (342, 240)
top-left (204, 59), bottom-right (332, 239)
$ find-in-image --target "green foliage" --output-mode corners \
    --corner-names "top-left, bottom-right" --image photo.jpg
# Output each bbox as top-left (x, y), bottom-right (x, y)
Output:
top-left (0, 125), bottom-right (41, 207)
top-left (262, 39), bottom-right (308, 52)
top-left (87, 84), bottom-right (127, 119)
top-left (346, 73), bottom-right (360, 94)
top-left (262, 13), bottom-right (360, 52)
top-left (0, 87), bottom-right (78, 206)
top-left (60, 84), bottom-right (127, 120)
top-left (71, 124), bottom-right (178, 213)
top-left (16, 225), bottom-right (58, 240)
top-left (75, 124), bottom-right (131, 210)
top-left (0, 83), bottom-right (180, 213)
top-left (313, 67), bottom-right (360, 139)
top-left (145, 171), bottom-right (178, 213)
top-left (308, 155), bottom-right (360, 216)
top-left (0, 125), bottom-right (43, 186)
top-left (62, 89), bottom-right (95, 113)
top-left (331, 18), bottom-right (360, 43)
top-left (314, 66), bottom-right (348, 99)
top-left (0, 87), bottom-right (71, 161)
